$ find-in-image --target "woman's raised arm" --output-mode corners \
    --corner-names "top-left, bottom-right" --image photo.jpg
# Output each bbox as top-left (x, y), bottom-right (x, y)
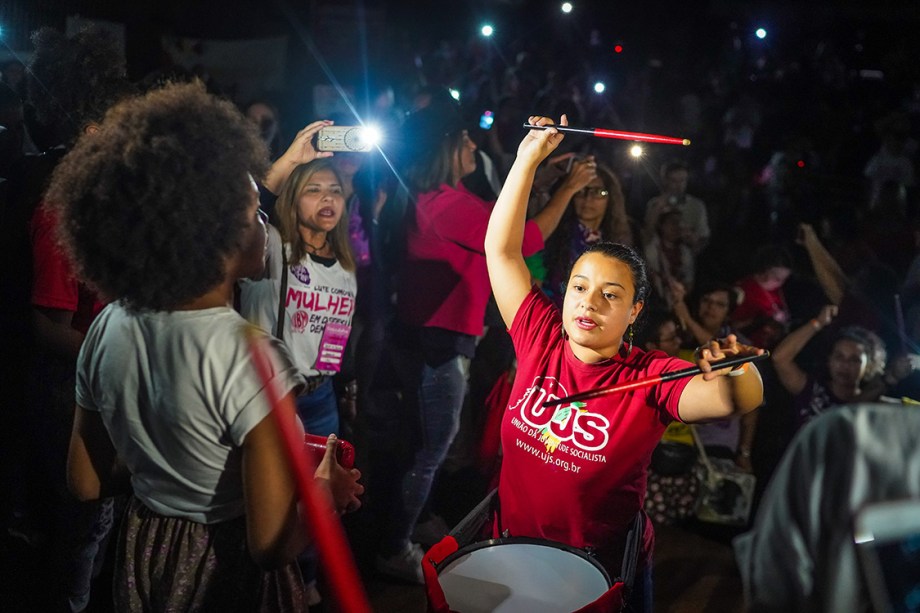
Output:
top-left (485, 115), bottom-right (566, 328)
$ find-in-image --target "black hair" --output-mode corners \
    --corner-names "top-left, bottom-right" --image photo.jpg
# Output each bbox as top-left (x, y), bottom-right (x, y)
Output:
top-left (694, 282), bottom-right (740, 314)
top-left (750, 244), bottom-right (793, 274)
top-left (576, 241), bottom-right (651, 306)
top-left (46, 81), bottom-right (270, 311)
top-left (638, 309), bottom-right (680, 348)
top-left (399, 89), bottom-right (466, 194)
top-left (830, 326), bottom-right (887, 380)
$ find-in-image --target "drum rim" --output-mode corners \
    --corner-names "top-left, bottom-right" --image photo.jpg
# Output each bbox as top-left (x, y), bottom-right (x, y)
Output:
top-left (436, 536), bottom-right (612, 586)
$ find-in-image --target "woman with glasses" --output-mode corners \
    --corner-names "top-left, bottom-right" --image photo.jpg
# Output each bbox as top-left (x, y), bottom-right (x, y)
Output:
top-left (541, 157), bottom-right (634, 307)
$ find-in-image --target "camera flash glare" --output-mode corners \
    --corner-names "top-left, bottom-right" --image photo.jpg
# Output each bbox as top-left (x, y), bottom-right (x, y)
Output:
top-left (359, 125), bottom-right (382, 148)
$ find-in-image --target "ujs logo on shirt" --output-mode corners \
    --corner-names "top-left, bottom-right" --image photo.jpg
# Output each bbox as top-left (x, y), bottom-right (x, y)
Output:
top-left (510, 377), bottom-right (610, 452)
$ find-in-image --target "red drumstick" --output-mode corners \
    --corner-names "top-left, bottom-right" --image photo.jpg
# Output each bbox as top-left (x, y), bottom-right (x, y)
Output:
top-left (523, 122), bottom-right (691, 146)
top-left (542, 352), bottom-right (769, 408)
top-left (246, 329), bottom-right (371, 613)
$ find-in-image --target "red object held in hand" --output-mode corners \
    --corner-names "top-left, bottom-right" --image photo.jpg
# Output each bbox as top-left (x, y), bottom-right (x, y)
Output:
top-left (304, 434), bottom-right (355, 469)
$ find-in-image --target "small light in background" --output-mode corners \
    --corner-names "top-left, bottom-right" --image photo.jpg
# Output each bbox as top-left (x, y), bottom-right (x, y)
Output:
top-left (630, 144), bottom-right (644, 158)
top-left (561, 2), bottom-right (573, 13)
top-left (614, 44), bottom-right (624, 54)
top-left (449, 88), bottom-right (461, 101)
top-left (796, 160), bottom-right (805, 168)
top-left (593, 81), bottom-right (606, 94)
top-left (481, 24), bottom-right (494, 37)
top-left (755, 28), bottom-right (767, 40)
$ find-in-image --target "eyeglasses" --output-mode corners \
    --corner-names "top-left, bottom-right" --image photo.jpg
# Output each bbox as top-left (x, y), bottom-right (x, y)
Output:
top-left (257, 208), bottom-right (269, 224)
top-left (578, 187), bottom-right (609, 199)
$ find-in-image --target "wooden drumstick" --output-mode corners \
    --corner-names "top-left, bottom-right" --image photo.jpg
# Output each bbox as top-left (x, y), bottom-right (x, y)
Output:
top-left (542, 352), bottom-right (770, 408)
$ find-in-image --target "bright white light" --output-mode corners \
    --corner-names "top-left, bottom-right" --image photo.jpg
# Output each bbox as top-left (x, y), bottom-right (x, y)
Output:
top-left (561, 2), bottom-right (573, 13)
top-left (630, 144), bottom-right (644, 158)
top-left (449, 88), bottom-right (461, 101)
top-left (481, 24), bottom-right (494, 37)
top-left (359, 124), bottom-right (382, 148)
top-left (593, 81), bottom-right (606, 94)
top-left (755, 28), bottom-right (767, 39)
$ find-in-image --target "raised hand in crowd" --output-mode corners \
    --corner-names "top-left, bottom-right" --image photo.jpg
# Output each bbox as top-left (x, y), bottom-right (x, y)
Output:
top-left (263, 119), bottom-right (335, 194)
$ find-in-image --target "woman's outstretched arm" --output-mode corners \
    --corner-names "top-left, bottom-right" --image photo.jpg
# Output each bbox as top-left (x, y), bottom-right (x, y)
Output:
top-left (485, 115), bottom-right (566, 328)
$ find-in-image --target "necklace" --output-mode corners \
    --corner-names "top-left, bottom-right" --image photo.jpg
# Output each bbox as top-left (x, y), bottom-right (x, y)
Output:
top-left (304, 236), bottom-right (329, 253)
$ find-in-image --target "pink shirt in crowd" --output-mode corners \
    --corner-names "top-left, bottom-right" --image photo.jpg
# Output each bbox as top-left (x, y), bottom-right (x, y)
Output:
top-left (398, 182), bottom-right (543, 336)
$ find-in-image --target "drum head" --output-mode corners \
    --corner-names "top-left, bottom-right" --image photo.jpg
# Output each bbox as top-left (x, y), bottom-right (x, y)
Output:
top-left (437, 538), bottom-right (611, 613)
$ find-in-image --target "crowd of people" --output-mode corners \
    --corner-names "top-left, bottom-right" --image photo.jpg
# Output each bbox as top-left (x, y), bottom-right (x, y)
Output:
top-left (2, 13), bottom-right (920, 612)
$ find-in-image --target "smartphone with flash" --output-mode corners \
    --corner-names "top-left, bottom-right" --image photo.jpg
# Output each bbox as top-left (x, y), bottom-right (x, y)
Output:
top-left (315, 125), bottom-right (375, 152)
top-left (854, 499), bottom-right (920, 613)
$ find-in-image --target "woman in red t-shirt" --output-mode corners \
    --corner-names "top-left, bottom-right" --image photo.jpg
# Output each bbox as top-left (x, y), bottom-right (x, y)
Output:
top-left (484, 116), bottom-right (765, 611)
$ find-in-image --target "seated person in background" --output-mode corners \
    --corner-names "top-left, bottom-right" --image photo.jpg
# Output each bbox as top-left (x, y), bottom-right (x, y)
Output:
top-left (54, 82), bottom-right (362, 611)
top-left (773, 305), bottom-right (891, 428)
top-left (672, 281), bottom-right (741, 347)
top-left (644, 209), bottom-right (695, 310)
top-left (639, 310), bottom-right (701, 528)
top-left (672, 281), bottom-right (758, 469)
top-left (642, 159), bottom-right (710, 255)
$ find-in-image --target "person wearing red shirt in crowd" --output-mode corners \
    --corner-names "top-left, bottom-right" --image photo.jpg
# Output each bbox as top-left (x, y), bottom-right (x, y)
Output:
top-left (484, 115), bottom-right (765, 611)
top-left (21, 26), bottom-right (133, 611)
top-left (730, 245), bottom-right (794, 349)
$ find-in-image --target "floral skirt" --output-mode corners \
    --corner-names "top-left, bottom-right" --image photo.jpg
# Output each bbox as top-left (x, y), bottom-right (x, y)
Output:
top-left (116, 496), bottom-right (305, 612)
top-left (644, 468), bottom-right (700, 527)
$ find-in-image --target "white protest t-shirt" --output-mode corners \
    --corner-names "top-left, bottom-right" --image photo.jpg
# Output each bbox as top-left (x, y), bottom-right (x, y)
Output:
top-left (239, 225), bottom-right (357, 377)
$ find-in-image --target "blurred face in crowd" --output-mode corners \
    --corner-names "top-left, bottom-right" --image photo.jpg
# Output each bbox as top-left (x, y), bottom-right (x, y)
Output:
top-left (562, 251), bottom-right (643, 362)
top-left (573, 179), bottom-right (609, 231)
top-left (758, 266), bottom-right (791, 291)
top-left (452, 130), bottom-right (477, 183)
top-left (658, 211), bottom-right (683, 243)
top-left (332, 152), bottom-right (363, 181)
top-left (653, 320), bottom-right (682, 357)
top-left (296, 168), bottom-right (345, 236)
top-left (698, 289), bottom-right (731, 331)
top-left (246, 102), bottom-right (278, 144)
top-left (236, 175), bottom-right (268, 279)
top-left (662, 168), bottom-right (689, 197)
top-left (828, 338), bottom-right (869, 389)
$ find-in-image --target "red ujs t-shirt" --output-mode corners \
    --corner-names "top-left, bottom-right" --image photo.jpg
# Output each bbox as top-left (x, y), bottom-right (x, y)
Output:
top-left (31, 204), bottom-right (105, 333)
top-left (497, 288), bottom-right (693, 570)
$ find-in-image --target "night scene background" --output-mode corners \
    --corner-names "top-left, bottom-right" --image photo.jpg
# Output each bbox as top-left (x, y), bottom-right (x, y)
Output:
top-left (3, 1), bottom-right (920, 611)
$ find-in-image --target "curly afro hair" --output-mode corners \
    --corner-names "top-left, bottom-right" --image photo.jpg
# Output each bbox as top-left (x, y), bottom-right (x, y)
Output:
top-left (45, 81), bottom-right (270, 311)
top-left (28, 26), bottom-right (133, 144)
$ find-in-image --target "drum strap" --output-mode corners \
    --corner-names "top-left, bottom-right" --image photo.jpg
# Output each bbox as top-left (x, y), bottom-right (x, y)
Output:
top-left (618, 512), bottom-right (644, 591)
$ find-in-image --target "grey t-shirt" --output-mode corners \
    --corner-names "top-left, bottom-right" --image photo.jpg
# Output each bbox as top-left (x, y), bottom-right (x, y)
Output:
top-left (76, 302), bottom-right (304, 524)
